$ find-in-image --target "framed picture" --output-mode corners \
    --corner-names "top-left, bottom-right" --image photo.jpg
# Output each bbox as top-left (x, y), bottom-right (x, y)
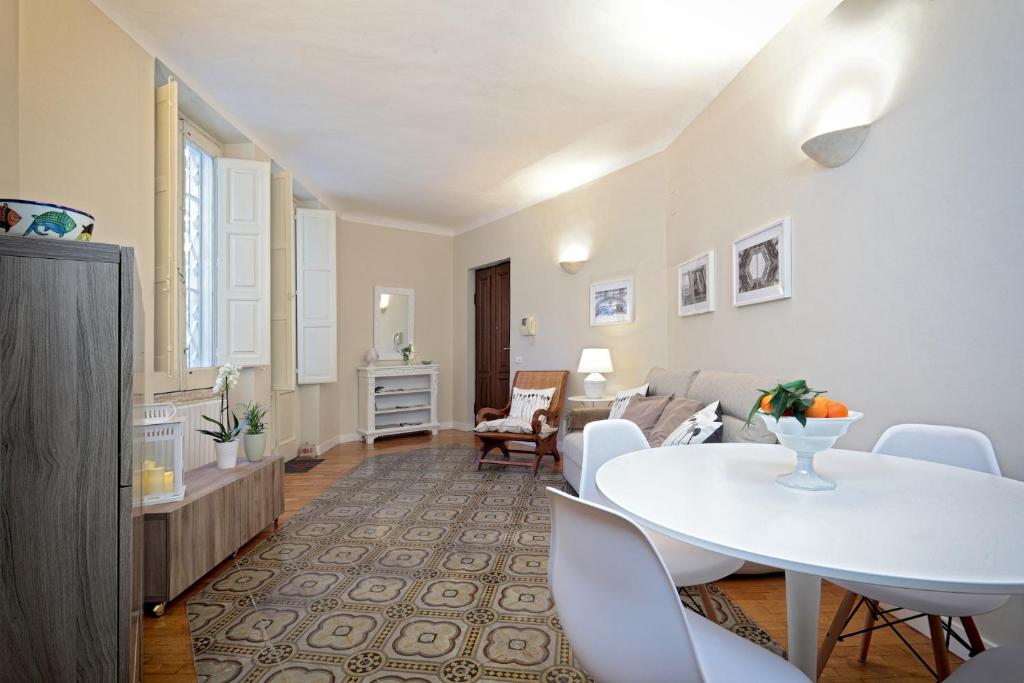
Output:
top-left (733, 218), bottom-right (792, 306)
top-left (677, 251), bottom-right (715, 317)
top-left (590, 276), bottom-right (634, 326)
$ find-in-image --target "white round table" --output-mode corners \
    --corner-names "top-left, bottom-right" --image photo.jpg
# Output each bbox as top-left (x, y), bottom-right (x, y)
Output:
top-left (596, 444), bottom-right (1024, 681)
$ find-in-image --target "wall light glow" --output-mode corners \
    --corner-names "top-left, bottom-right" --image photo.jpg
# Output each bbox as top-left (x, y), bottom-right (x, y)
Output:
top-left (791, 0), bottom-right (921, 142)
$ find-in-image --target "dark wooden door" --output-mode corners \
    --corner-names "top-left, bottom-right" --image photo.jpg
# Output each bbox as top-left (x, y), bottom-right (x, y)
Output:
top-left (474, 261), bottom-right (511, 414)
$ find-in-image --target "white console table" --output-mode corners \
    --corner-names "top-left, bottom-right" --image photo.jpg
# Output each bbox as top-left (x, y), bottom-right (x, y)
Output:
top-left (357, 364), bottom-right (440, 444)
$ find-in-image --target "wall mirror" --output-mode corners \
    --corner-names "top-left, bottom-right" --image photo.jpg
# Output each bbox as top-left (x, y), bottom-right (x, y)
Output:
top-left (374, 286), bottom-right (415, 360)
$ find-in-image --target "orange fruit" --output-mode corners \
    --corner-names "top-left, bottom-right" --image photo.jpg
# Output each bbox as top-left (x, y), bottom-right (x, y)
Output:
top-left (826, 400), bottom-right (849, 418)
top-left (760, 394), bottom-right (773, 412)
top-left (805, 396), bottom-right (829, 418)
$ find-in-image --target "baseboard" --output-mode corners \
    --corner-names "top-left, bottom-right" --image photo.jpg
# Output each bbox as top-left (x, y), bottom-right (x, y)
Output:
top-left (316, 432), bottom-right (362, 455)
top-left (316, 425), bottom-right (471, 454)
top-left (442, 421), bottom-right (474, 432)
top-left (890, 607), bottom-right (996, 660)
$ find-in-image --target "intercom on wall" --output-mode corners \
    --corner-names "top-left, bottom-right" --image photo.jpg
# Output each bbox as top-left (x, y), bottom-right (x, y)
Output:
top-left (519, 315), bottom-right (537, 336)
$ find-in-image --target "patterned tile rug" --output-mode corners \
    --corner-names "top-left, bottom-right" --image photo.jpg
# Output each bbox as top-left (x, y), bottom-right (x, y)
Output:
top-left (188, 444), bottom-right (782, 682)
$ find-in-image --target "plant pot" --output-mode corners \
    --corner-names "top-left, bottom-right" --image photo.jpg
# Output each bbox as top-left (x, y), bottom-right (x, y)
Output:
top-left (759, 411), bottom-right (863, 491)
top-left (215, 440), bottom-right (239, 470)
top-left (244, 433), bottom-right (266, 463)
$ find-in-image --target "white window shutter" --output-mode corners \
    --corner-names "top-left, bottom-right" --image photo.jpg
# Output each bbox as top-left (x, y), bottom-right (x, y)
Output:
top-left (153, 81), bottom-right (181, 391)
top-left (295, 208), bottom-right (337, 384)
top-left (270, 171), bottom-right (296, 391)
top-left (216, 158), bottom-right (271, 366)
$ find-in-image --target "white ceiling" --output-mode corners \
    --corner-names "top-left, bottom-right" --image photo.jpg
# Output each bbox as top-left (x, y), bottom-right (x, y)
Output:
top-left (94, 0), bottom-right (808, 234)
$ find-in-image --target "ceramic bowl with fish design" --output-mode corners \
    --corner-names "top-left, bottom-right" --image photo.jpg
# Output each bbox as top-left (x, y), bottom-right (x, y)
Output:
top-left (0, 199), bottom-right (95, 241)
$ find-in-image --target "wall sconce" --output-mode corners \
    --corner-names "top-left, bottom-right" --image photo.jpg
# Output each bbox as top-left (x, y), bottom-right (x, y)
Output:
top-left (801, 124), bottom-right (871, 168)
top-left (559, 260), bottom-right (586, 275)
top-left (379, 293), bottom-right (390, 313)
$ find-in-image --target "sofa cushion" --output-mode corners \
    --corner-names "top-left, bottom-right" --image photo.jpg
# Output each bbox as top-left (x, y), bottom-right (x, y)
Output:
top-left (648, 396), bottom-right (704, 447)
top-left (663, 401), bottom-right (724, 445)
top-left (560, 431), bottom-right (584, 492)
top-left (567, 406), bottom-right (611, 431)
top-left (646, 367), bottom-right (700, 397)
top-left (686, 370), bottom-right (779, 444)
top-left (609, 383), bottom-right (649, 419)
top-left (621, 394), bottom-right (673, 441)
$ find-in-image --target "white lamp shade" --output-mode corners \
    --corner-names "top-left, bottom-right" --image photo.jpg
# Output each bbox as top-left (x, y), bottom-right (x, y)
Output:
top-left (577, 348), bottom-right (613, 374)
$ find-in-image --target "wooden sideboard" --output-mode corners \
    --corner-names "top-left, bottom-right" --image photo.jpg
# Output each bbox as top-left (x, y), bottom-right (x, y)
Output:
top-left (143, 454), bottom-right (284, 610)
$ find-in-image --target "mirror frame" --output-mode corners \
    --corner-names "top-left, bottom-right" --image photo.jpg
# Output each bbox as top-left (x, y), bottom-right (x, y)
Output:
top-left (373, 286), bottom-right (415, 361)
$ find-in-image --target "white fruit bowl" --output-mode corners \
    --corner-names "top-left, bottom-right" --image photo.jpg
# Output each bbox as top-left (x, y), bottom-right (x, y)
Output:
top-left (760, 411), bottom-right (863, 491)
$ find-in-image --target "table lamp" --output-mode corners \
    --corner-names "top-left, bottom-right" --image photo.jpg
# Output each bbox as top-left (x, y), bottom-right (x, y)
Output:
top-left (578, 348), bottom-right (613, 399)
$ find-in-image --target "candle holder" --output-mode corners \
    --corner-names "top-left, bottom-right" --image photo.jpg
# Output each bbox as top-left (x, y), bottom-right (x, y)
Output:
top-left (139, 404), bottom-right (186, 505)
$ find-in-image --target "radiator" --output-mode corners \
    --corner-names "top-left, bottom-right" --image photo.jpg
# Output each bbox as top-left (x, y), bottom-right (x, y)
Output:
top-left (179, 399), bottom-right (221, 472)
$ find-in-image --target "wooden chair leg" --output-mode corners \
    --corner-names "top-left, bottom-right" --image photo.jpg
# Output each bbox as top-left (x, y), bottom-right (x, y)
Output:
top-left (477, 440), bottom-right (495, 470)
top-left (818, 590), bottom-right (859, 678)
top-left (498, 442), bottom-right (510, 458)
top-left (697, 584), bottom-right (719, 624)
top-left (858, 599), bottom-right (879, 663)
top-left (928, 614), bottom-right (952, 681)
top-left (961, 616), bottom-right (986, 656)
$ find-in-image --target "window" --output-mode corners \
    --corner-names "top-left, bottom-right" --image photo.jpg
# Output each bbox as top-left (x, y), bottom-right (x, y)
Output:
top-left (183, 138), bottom-right (215, 369)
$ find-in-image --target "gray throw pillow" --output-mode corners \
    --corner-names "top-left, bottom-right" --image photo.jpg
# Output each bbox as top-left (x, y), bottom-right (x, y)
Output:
top-left (647, 396), bottom-right (705, 447)
top-left (620, 394), bottom-right (673, 442)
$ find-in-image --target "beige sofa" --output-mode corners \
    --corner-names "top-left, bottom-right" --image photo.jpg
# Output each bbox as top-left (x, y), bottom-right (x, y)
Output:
top-left (561, 367), bottom-right (781, 574)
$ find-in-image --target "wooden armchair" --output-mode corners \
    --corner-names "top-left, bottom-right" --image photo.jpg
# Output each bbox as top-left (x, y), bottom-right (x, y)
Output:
top-left (475, 370), bottom-right (569, 476)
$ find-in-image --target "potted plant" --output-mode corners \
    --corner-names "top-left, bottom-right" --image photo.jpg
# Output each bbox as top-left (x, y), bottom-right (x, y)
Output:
top-left (242, 401), bottom-right (268, 463)
top-left (198, 412), bottom-right (247, 470)
top-left (212, 363), bottom-right (241, 417)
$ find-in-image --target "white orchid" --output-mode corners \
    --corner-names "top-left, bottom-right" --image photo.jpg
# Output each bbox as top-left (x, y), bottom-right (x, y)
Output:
top-left (211, 363), bottom-right (241, 395)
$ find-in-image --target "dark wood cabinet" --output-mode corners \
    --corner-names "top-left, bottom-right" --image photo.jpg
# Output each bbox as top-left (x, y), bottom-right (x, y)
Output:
top-left (0, 236), bottom-right (142, 681)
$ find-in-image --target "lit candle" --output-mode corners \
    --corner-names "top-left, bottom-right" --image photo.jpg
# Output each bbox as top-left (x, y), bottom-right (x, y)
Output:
top-left (143, 466), bottom-right (164, 496)
top-left (163, 471), bottom-right (174, 493)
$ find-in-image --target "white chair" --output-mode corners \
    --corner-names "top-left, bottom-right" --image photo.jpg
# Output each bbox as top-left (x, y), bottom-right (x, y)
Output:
top-left (945, 645), bottom-right (1024, 682)
top-left (818, 424), bottom-right (1010, 681)
top-left (546, 487), bottom-right (809, 682)
top-left (580, 419), bottom-right (744, 621)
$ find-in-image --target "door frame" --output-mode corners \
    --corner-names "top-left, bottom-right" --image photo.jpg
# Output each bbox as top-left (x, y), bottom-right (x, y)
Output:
top-left (471, 259), bottom-right (511, 417)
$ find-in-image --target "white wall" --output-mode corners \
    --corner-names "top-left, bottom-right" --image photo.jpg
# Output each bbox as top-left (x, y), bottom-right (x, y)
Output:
top-left (666, 0), bottom-right (1024, 476)
top-left (0, 0), bottom-right (17, 195)
top-left (13, 0), bottom-right (155, 376)
top-left (332, 219), bottom-right (456, 438)
top-left (452, 153), bottom-right (669, 422)
top-left (663, 0), bottom-right (1024, 644)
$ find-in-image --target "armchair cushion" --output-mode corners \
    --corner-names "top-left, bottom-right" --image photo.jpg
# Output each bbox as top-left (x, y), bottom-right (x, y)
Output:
top-left (474, 417), bottom-right (558, 439)
top-left (509, 387), bottom-right (556, 422)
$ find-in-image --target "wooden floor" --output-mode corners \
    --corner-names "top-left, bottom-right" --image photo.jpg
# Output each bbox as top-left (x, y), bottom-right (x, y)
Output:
top-left (143, 430), bottom-right (958, 682)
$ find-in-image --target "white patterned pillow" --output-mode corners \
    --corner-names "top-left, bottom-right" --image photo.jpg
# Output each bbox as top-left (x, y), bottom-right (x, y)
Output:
top-left (663, 400), bottom-right (723, 446)
top-left (608, 383), bottom-right (649, 419)
top-left (508, 387), bottom-right (556, 422)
